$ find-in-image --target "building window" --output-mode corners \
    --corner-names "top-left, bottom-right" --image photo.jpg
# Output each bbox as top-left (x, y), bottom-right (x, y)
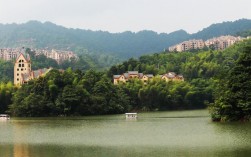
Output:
top-left (17, 68), bottom-right (19, 71)
top-left (17, 73), bottom-right (19, 76)
top-left (19, 64), bottom-right (21, 67)
top-left (17, 78), bottom-right (19, 81)
top-left (21, 68), bottom-right (23, 71)
top-left (22, 64), bottom-right (24, 67)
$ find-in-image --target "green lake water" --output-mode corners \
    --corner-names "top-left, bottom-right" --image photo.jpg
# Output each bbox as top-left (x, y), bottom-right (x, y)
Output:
top-left (0, 110), bottom-right (250, 157)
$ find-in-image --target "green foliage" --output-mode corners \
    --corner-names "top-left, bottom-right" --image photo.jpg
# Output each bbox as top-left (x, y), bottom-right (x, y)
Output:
top-left (108, 39), bottom-right (251, 116)
top-left (9, 70), bottom-right (130, 116)
top-left (192, 19), bottom-right (251, 40)
top-left (59, 53), bottom-right (121, 71)
top-left (0, 82), bottom-right (15, 113)
top-left (210, 39), bottom-right (251, 121)
top-left (236, 29), bottom-right (251, 37)
top-left (0, 60), bottom-right (14, 82)
top-left (108, 48), bottom-right (237, 81)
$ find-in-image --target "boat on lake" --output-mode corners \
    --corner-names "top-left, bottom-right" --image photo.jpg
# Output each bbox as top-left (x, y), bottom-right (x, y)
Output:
top-left (125, 113), bottom-right (137, 119)
top-left (0, 114), bottom-right (10, 120)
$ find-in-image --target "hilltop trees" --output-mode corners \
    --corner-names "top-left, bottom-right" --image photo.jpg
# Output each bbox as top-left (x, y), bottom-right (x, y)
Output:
top-left (210, 42), bottom-right (251, 121)
top-left (0, 60), bottom-right (14, 82)
top-left (0, 82), bottom-right (15, 113)
top-left (9, 69), bottom-right (130, 116)
top-left (9, 69), bottom-right (212, 117)
top-left (1, 19), bottom-right (251, 58)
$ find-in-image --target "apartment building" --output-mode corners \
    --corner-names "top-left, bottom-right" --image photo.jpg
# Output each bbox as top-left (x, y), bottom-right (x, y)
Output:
top-left (0, 48), bottom-right (25, 61)
top-left (35, 49), bottom-right (78, 64)
top-left (169, 39), bottom-right (204, 52)
top-left (168, 35), bottom-right (244, 52)
top-left (205, 35), bottom-right (243, 50)
top-left (0, 47), bottom-right (78, 64)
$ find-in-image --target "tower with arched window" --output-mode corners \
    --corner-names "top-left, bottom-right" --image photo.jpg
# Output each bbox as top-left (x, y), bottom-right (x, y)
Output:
top-left (14, 53), bottom-right (31, 86)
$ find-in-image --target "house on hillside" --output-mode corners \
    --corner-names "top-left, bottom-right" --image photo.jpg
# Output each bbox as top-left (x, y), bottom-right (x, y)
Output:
top-left (160, 72), bottom-right (184, 82)
top-left (113, 71), bottom-right (153, 85)
top-left (14, 53), bottom-right (52, 86)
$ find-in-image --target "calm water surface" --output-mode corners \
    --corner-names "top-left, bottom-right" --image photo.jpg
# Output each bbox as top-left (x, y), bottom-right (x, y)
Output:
top-left (0, 110), bottom-right (250, 157)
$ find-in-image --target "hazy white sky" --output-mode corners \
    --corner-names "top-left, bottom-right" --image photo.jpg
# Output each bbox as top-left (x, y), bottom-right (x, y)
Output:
top-left (0, 0), bottom-right (250, 34)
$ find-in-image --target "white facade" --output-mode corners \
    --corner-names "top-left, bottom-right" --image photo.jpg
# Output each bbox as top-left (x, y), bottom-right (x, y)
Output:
top-left (169, 39), bottom-right (204, 52)
top-left (125, 113), bottom-right (138, 119)
top-left (168, 35), bottom-right (244, 52)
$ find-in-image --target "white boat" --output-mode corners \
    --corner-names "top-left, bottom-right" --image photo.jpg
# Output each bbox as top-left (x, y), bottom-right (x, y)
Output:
top-left (125, 113), bottom-right (137, 119)
top-left (0, 114), bottom-right (10, 120)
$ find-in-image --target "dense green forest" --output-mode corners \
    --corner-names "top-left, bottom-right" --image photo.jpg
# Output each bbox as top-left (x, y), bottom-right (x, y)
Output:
top-left (191, 19), bottom-right (251, 39)
top-left (9, 69), bottom-right (130, 116)
top-left (210, 41), bottom-right (251, 121)
top-left (0, 82), bottom-right (15, 114)
top-left (8, 69), bottom-right (211, 117)
top-left (0, 60), bottom-right (14, 82)
top-left (107, 39), bottom-right (251, 121)
top-left (0, 39), bottom-right (250, 120)
top-left (236, 29), bottom-right (251, 37)
top-left (0, 19), bottom-right (251, 58)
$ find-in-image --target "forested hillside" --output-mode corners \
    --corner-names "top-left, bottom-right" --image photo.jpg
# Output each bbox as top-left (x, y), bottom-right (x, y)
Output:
top-left (236, 29), bottom-right (251, 37)
top-left (191, 19), bottom-right (251, 39)
top-left (3, 38), bottom-right (250, 117)
top-left (210, 40), bottom-right (251, 121)
top-left (106, 39), bottom-right (251, 114)
top-left (0, 19), bottom-right (251, 58)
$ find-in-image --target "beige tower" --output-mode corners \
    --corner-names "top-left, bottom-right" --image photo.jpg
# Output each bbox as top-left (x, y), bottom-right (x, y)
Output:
top-left (14, 53), bottom-right (31, 86)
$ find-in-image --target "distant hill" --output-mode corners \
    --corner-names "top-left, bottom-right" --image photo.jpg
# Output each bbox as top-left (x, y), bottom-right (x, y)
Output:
top-left (0, 19), bottom-right (251, 58)
top-left (191, 19), bottom-right (251, 39)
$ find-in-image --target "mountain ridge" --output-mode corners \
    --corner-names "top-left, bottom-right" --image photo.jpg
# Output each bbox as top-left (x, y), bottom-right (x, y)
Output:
top-left (0, 19), bottom-right (250, 58)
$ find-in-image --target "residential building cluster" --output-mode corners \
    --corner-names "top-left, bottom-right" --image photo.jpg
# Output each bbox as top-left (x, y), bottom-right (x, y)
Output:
top-left (0, 48), bottom-right (25, 61)
top-left (113, 71), bottom-right (184, 85)
top-left (168, 35), bottom-right (244, 52)
top-left (204, 35), bottom-right (243, 50)
top-left (169, 39), bottom-right (205, 52)
top-left (14, 53), bottom-right (52, 86)
top-left (0, 47), bottom-right (77, 64)
top-left (35, 49), bottom-right (78, 64)
top-left (13, 54), bottom-right (185, 86)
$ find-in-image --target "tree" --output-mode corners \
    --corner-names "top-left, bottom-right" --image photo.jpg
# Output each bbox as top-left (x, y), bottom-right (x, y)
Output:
top-left (0, 82), bottom-right (15, 113)
top-left (210, 44), bottom-right (251, 121)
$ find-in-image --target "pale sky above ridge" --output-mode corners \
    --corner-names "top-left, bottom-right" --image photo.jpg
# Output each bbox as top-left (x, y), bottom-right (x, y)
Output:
top-left (0, 0), bottom-right (250, 34)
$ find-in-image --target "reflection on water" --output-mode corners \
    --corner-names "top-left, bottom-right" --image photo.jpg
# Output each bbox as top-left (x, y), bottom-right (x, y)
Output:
top-left (1, 144), bottom-right (251, 157)
top-left (0, 110), bottom-right (250, 157)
